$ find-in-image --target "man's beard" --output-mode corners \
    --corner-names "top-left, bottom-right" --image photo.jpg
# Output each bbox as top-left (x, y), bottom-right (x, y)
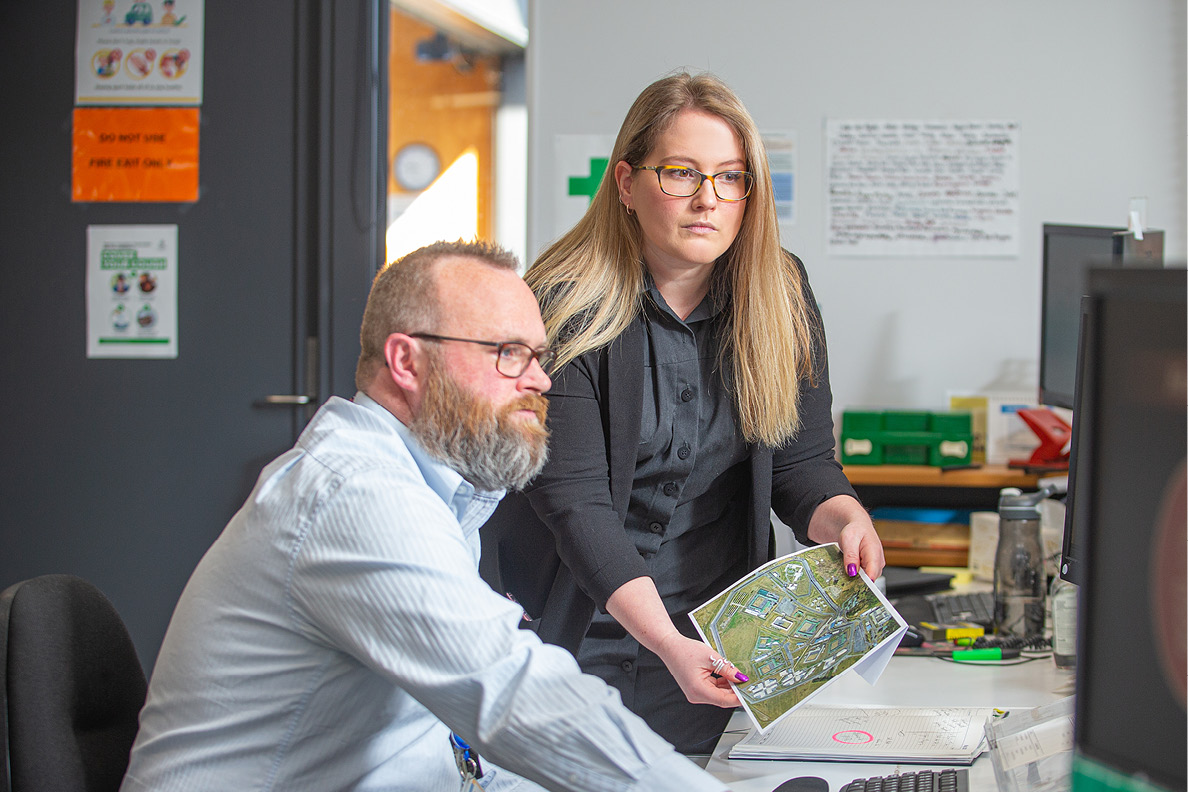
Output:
top-left (408, 356), bottom-right (550, 492)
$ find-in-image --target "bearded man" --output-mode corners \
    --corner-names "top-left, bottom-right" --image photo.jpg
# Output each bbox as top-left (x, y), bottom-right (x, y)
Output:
top-left (119, 241), bottom-right (729, 792)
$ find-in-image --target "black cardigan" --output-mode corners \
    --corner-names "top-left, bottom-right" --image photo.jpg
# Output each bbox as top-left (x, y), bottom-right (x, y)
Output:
top-left (479, 258), bottom-right (857, 655)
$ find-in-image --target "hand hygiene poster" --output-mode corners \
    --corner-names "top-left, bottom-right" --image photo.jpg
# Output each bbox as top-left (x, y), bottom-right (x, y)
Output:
top-left (87, 225), bottom-right (178, 359)
top-left (75, 0), bottom-right (205, 106)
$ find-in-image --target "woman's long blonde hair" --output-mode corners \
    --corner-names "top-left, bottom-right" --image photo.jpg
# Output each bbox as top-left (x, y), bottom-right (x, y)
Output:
top-left (527, 72), bottom-right (819, 447)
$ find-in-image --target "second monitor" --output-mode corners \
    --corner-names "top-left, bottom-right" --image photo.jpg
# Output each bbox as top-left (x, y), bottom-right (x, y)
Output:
top-left (1039, 223), bottom-right (1163, 410)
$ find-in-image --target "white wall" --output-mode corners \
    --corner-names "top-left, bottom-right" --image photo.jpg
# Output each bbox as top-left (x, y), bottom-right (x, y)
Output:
top-left (527, 0), bottom-right (1187, 414)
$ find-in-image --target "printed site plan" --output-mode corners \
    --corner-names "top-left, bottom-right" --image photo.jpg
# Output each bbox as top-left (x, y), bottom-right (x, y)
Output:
top-left (690, 543), bottom-right (905, 732)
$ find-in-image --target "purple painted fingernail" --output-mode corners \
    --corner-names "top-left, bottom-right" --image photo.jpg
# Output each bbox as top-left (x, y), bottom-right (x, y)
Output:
top-left (735, 672), bottom-right (749, 682)
top-left (847, 563), bottom-right (858, 577)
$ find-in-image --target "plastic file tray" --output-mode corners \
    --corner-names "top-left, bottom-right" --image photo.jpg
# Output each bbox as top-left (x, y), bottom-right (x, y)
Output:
top-left (841, 409), bottom-right (974, 467)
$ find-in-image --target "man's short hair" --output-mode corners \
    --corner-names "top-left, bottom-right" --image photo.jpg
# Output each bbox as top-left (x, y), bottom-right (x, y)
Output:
top-left (355, 239), bottom-right (521, 389)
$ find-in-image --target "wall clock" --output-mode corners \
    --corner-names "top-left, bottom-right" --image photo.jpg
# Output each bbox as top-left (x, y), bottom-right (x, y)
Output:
top-left (394, 142), bottom-right (441, 191)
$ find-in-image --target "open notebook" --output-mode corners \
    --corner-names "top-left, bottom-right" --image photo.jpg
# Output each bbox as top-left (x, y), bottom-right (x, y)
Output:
top-left (728, 705), bottom-right (996, 764)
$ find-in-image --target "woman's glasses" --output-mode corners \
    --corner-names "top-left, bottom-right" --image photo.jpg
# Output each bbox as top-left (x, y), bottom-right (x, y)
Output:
top-left (634, 165), bottom-right (753, 201)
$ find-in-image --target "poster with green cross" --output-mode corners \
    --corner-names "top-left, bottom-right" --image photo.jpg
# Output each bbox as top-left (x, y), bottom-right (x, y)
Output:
top-left (552, 134), bottom-right (616, 241)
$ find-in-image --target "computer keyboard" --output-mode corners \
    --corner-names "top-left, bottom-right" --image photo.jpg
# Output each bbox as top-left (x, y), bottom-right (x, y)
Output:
top-left (924, 590), bottom-right (994, 627)
top-left (840, 767), bottom-right (969, 792)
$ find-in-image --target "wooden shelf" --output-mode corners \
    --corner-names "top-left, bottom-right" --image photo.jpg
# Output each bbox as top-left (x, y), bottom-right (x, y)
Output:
top-left (876, 517), bottom-right (973, 568)
top-left (843, 464), bottom-right (1040, 489)
top-left (843, 463), bottom-right (1046, 512)
top-left (883, 547), bottom-right (970, 568)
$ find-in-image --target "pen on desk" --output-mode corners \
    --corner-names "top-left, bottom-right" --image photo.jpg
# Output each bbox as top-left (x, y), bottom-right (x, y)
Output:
top-left (949, 647), bottom-right (1021, 662)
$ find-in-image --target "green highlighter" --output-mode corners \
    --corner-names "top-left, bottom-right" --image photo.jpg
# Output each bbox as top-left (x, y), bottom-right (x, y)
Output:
top-left (950, 647), bottom-right (1021, 662)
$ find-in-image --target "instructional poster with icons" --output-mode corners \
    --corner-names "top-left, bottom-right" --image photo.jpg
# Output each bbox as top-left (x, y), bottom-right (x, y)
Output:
top-left (86, 225), bottom-right (178, 359)
top-left (75, 0), bottom-right (205, 105)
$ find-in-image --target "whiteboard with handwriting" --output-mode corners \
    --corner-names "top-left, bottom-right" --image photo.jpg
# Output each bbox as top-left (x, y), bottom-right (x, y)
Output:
top-left (826, 120), bottom-right (1020, 257)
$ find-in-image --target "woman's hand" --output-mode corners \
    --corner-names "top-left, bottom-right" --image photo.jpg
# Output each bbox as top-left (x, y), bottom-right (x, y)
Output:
top-left (654, 632), bottom-right (745, 708)
top-left (807, 494), bottom-right (885, 581)
top-left (605, 577), bottom-right (744, 709)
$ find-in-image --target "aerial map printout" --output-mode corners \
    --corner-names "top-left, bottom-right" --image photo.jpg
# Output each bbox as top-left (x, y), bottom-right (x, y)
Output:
top-left (690, 544), bottom-right (906, 732)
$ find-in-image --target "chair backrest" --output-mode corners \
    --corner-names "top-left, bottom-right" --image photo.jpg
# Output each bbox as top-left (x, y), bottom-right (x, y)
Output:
top-left (0, 575), bottom-right (148, 792)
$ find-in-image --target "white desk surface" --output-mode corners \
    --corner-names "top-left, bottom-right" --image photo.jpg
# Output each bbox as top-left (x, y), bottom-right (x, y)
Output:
top-left (703, 653), bottom-right (1075, 792)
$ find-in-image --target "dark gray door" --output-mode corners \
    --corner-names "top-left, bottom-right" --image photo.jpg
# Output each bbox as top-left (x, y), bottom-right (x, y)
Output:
top-left (0, 1), bottom-right (385, 667)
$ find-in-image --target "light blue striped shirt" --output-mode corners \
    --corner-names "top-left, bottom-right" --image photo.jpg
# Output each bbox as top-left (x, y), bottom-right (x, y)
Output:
top-left (121, 394), bottom-right (726, 792)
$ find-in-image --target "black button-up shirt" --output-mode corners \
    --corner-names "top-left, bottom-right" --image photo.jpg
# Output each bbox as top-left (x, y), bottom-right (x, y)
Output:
top-left (622, 278), bottom-right (751, 617)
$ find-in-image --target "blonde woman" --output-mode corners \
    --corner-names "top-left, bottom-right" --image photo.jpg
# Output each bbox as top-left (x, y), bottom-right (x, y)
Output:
top-left (482, 72), bottom-right (884, 754)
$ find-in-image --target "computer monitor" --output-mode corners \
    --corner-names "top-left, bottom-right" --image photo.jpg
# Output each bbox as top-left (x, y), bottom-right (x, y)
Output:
top-left (1038, 224), bottom-right (1163, 409)
top-left (1072, 266), bottom-right (1185, 792)
top-left (1057, 296), bottom-right (1093, 586)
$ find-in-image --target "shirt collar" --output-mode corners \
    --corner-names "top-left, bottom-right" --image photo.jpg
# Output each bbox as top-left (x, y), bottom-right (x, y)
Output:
top-left (642, 267), bottom-right (724, 325)
top-left (352, 392), bottom-right (504, 534)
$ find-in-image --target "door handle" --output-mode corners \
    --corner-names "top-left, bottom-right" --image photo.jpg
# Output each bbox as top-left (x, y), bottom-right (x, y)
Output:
top-left (262, 394), bottom-right (312, 405)
top-left (258, 339), bottom-right (318, 410)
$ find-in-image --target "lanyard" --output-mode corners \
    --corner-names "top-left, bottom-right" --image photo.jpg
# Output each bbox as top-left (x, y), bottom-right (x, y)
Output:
top-left (450, 732), bottom-right (484, 790)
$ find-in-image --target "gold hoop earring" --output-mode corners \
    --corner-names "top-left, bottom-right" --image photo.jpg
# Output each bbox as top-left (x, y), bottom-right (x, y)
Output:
top-left (618, 195), bottom-right (633, 215)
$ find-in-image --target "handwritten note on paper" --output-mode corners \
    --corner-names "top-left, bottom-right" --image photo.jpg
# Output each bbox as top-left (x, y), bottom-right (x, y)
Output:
top-left (826, 120), bottom-right (1020, 257)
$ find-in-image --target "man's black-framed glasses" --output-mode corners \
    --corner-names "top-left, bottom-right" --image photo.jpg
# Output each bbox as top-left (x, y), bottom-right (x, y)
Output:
top-left (634, 165), bottom-right (753, 201)
top-left (409, 333), bottom-right (556, 378)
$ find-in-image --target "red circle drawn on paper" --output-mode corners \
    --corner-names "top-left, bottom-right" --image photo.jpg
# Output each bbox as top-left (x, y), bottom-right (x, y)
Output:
top-left (832, 730), bottom-right (874, 744)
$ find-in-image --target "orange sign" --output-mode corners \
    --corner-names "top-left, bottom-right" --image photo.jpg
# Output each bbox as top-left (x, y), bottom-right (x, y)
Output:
top-left (73, 108), bottom-right (199, 202)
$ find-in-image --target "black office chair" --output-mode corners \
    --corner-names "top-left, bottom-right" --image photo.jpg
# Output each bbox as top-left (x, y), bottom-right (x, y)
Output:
top-left (0, 574), bottom-right (148, 792)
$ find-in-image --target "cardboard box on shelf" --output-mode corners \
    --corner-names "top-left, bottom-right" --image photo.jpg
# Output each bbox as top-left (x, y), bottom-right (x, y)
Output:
top-left (947, 394), bottom-right (988, 464)
top-left (948, 390), bottom-right (1041, 466)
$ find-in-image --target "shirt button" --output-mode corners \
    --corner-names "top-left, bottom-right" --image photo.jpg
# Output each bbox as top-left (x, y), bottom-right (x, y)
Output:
top-left (648, 521), bottom-right (664, 534)
top-left (663, 482), bottom-right (678, 497)
top-left (677, 444), bottom-right (690, 459)
top-left (680, 388), bottom-right (693, 402)
top-left (620, 659), bottom-right (634, 673)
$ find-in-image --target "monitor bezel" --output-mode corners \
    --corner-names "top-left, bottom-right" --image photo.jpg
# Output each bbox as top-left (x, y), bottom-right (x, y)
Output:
top-left (1057, 295), bottom-right (1093, 586)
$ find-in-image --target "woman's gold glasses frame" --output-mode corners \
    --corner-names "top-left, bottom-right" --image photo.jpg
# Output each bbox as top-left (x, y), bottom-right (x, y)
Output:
top-left (633, 165), bottom-right (754, 201)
